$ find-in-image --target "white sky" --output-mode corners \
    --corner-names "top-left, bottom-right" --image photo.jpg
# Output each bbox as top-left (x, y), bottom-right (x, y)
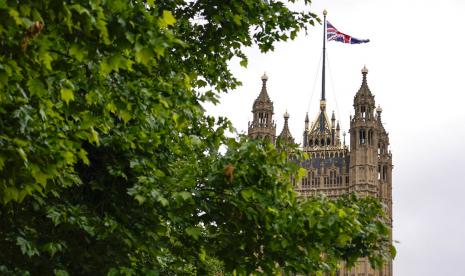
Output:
top-left (205, 0), bottom-right (465, 275)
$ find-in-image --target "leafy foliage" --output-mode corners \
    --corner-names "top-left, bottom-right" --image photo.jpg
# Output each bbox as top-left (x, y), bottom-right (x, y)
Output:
top-left (0, 0), bottom-right (393, 274)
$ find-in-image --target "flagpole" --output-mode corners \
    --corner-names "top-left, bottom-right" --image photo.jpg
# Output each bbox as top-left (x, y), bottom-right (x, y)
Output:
top-left (321, 9), bottom-right (327, 106)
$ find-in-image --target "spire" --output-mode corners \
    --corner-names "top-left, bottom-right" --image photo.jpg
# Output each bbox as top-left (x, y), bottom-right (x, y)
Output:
top-left (331, 111), bottom-right (336, 127)
top-left (278, 110), bottom-right (294, 144)
top-left (355, 65), bottom-right (373, 99)
top-left (254, 72), bottom-right (271, 104)
top-left (304, 112), bottom-right (309, 129)
top-left (303, 112), bottom-right (309, 147)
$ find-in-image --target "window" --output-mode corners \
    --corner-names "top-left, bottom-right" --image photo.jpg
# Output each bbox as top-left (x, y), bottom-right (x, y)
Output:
top-left (368, 129), bottom-right (373, 145)
top-left (361, 105), bottom-right (366, 119)
top-left (359, 129), bottom-right (366, 144)
top-left (258, 112), bottom-right (264, 126)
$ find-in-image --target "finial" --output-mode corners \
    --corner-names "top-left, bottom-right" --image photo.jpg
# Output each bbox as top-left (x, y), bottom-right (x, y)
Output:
top-left (320, 99), bottom-right (326, 111)
top-left (361, 65), bottom-right (368, 75)
top-left (261, 72), bottom-right (268, 81)
top-left (305, 112), bottom-right (309, 122)
top-left (376, 104), bottom-right (383, 113)
top-left (331, 110), bottom-right (335, 120)
top-left (323, 9), bottom-right (327, 16)
top-left (284, 110), bottom-right (289, 119)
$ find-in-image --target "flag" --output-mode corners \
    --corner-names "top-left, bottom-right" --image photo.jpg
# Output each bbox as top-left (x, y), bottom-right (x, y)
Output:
top-left (326, 21), bottom-right (369, 44)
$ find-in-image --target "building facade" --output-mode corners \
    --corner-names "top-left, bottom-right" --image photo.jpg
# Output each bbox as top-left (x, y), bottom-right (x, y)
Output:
top-left (248, 67), bottom-right (393, 276)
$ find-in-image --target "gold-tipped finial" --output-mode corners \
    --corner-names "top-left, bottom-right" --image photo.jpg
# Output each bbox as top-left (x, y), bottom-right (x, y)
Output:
top-left (323, 9), bottom-right (327, 16)
top-left (361, 65), bottom-right (368, 74)
top-left (261, 72), bottom-right (268, 81)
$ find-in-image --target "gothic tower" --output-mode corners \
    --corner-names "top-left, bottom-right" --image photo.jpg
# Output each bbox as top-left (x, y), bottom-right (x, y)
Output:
top-left (349, 66), bottom-right (379, 197)
top-left (348, 66), bottom-right (393, 276)
top-left (248, 73), bottom-right (276, 142)
top-left (277, 111), bottom-right (295, 144)
top-left (246, 66), bottom-right (393, 276)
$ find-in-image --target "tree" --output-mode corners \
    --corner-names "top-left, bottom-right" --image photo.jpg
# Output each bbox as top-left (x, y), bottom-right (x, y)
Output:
top-left (0, 0), bottom-right (394, 274)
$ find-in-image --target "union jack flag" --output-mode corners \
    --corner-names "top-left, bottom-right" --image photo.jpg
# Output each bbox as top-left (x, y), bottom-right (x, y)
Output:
top-left (327, 21), bottom-right (369, 44)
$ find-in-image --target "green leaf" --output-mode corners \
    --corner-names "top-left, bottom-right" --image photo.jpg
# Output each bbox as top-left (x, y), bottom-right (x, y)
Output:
top-left (119, 110), bottom-right (132, 123)
top-left (54, 269), bottom-right (69, 276)
top-left (176, 191), bottom-right (192, 201)
top-left (134, 194), bottom-right (146, 204)
top-left (160, 10), bottom-right (176, 27)
top-left (135, 48), bottom-right (152, 65)
top-left (0, 72), bottom-right (8, 87)
top-left (78, 148), bottom-right (90, 165)
top-left (60, 88), bottom-right (74, 104)
top-left (89, 127), bottom-right (100, 146)
top-left (27, 79), bottom-right (47, 96)
top-left (16, 237), bottom-right (39, 257)
top-left (186, 227), bottom-right (201, 240)
top-left (0, 155), bottom-right (5, 170)
top-left (39, 51), bottom-right (53, 70)
top-left (233, 14), bottom-right (242, 26)
top-left (69, 44), bottom-right (85, 61)
top-left (240, 189), bottom-right (254, 201)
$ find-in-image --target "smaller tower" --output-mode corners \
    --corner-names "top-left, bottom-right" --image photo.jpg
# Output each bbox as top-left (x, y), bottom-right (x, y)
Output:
top-left (278, 111), bottom-right (295, 144)
top-left (248, 73), bottom-right (276, 142)
top-left (303, 113), bottom-right (309, 147)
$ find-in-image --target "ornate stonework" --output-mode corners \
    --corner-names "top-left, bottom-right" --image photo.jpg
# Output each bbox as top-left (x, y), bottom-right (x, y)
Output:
top-left (248, 68), bottom-right (393, 276)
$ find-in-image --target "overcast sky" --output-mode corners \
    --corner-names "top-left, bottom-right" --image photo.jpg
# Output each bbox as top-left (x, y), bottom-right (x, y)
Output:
top-left (205, 0), bottom-right (465, 275)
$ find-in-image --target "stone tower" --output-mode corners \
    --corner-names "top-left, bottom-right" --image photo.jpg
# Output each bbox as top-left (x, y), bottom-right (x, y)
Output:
top-left (277, 111), bottom-right (295, 144)
top-left (349, 66), bottom-right (379, 197)
top-left (247, 66), bottom-right (393, 276)
top-left (346, 66), bottom-right (393, 276)
top-left (248, 73), bottom-right (276, 142)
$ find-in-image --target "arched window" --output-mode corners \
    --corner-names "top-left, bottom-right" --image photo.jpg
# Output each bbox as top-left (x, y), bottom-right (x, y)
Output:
top-left (359, 129), bottom-right (366, 144)
top-left (361, 106), bottom-right (366, 119)
top-left (321, 138), bottom-right (325, 146)
top-left (315, 139), bottom-right (319, 146)
top-left (259, 112), bottom-right (264, 126)
top-left (327, 138), bottom-right (331, 146)
top-left (379, 144), bottom-right (386, 154)
top-left (368, 130), bottom-right (373, 145)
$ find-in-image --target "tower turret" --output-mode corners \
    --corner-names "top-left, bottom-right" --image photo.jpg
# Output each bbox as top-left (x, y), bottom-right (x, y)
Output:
top-left (303, 113), bottom-right (309, 147)
top-left (349, 66), bottom-right (379, 197)
top-left (248, 73), bottom-right (276, 142)
top-left (278, 111), bottom-right (295, 144)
